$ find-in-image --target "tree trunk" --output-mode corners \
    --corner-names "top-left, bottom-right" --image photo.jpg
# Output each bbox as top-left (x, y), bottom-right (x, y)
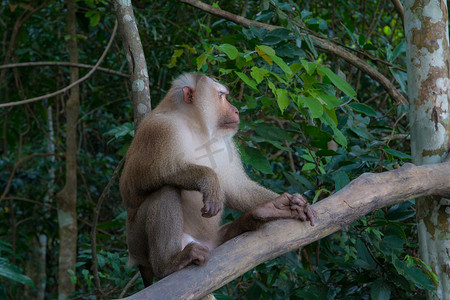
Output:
top-left (55, 0), bottom-right (79, 298)
top-left (114, 0), bottom-right (151, 129)
top-left (404, 0), bottom-right (450, 299)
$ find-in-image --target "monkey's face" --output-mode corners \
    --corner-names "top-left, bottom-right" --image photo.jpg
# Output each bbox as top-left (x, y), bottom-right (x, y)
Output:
top-left (195, 76), bottom-right (240, 135)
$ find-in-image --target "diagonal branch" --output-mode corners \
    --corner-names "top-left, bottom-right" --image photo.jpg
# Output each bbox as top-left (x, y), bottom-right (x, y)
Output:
top-left (122, 161), bottom-right (450, 299)
top-left (179, 0), bottom-right (408, 105)
top-left (0, 20), bottom-right (118, 109)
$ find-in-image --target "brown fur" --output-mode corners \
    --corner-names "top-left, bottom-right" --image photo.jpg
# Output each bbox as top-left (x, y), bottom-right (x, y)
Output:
top-left (120, 74), bottom-right (316, 286)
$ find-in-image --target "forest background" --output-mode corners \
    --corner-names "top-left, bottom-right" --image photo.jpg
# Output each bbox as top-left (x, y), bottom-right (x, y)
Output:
top-left (0, 0), bottom-right (449, 299)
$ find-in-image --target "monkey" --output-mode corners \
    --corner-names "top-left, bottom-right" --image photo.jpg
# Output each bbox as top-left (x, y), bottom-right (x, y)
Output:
top-left (119, 73), bottom-right (316, 287)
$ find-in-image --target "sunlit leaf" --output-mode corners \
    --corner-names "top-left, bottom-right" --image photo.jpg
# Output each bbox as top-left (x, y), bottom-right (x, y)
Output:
top-left (216, 43), bottom-right (238, 59)
top-left (235, 71), bottom-right (258, 91)
top-left (318, 66), bottom-right (357, 99)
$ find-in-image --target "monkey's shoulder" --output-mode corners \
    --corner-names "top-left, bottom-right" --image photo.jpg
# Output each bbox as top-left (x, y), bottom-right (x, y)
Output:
top-left (136, 113), bottom-right (185, 141)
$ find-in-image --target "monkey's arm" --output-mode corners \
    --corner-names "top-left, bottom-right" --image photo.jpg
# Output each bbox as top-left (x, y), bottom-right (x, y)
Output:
top-left (120, 118), bottom-right (224, 217)
top-left (218, 193), bottom-right (316, 245)
top-left (224, 174), bottom-right (279, 212)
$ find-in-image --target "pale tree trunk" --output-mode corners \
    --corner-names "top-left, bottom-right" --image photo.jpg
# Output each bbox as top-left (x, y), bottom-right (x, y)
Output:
top-left (24, 105), bottom-right (54, 299)
top-left (404, 0), bottom-right (450, 299)
top-left (55, 0), bottom-right (79, 298)
top-left (114, 0), bottom-right (151, 128)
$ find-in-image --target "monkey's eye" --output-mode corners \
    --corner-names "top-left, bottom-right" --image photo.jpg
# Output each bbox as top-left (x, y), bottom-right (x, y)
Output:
top-left (218, 92), bottom-right (225, 98)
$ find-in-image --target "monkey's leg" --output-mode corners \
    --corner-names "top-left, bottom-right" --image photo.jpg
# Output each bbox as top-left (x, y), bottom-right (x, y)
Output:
top-left (138, 266), bottom-right (153, 287)
top-left (144, 186), bottom-right (211, 279)
top-left (218, 193), bottom-right (316, 245)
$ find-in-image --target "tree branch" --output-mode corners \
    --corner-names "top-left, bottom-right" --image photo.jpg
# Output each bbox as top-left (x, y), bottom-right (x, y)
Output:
top-left (391, 0), bottom-right (404, 26)
top-left (0, 20), bottom-right (118, 109)
top-left (0, 61), bottom-right (129, 78)
top-left (122, 161), bottom-right (450, 299)
top-left (178, 0), bottom-right (408, 105)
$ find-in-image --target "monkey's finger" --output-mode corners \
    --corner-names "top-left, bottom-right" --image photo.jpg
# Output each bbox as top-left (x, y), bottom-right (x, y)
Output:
top-left (289, 204), bottom-right (301, 215)
top-left (297, 211), bottom-right (307, 222)
top-left (305, 206), bottom-right (316, 226)
top-left (283, 192), bottom-right (293, 198)
top-left (201, 203), bottom-right (222, 218)
top-left (290, 195), bottom-right (307, 206)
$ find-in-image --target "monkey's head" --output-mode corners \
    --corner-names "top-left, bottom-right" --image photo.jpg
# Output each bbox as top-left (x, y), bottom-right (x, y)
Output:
top-left (176, 74), bottom-right (240, 136)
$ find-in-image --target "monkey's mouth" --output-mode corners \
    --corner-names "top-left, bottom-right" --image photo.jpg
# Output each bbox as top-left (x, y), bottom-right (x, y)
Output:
top-left (222, 121), bottom-right (239, 129)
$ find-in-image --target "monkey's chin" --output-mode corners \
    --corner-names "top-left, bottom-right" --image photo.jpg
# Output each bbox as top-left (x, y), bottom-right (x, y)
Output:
top-left (220, 122), bottom-right (239, 135)
top-left (221, 122), bottom-right (239, 130)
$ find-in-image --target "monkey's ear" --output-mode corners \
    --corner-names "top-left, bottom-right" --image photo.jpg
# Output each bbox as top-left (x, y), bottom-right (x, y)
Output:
top-left (182, 86), bottom-right (194, 104)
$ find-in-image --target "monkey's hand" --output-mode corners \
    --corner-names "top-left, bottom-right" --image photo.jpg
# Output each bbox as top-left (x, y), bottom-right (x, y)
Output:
top-left (200, 189), bottom-right (225, 218)
top-left (286, 193), bottom-right (317, 226)
top-left (252, 193), bottom-right (317, 226)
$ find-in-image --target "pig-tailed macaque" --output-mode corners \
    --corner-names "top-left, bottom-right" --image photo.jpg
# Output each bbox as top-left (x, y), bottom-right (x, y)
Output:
top-left (120, 73), bottom-right (316, 286)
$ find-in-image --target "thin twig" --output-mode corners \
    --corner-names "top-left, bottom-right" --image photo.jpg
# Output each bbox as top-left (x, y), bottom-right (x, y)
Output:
top-left (0, 20), bottom-right (118, 108)
top-left (91, 157), bottom-right (125, 294)
top-left (0, 153), bottom-right (57, 202)
top-left (119, 272), bottom-right (140, 298)
top-left (0, 61), bottom-right (129, 78)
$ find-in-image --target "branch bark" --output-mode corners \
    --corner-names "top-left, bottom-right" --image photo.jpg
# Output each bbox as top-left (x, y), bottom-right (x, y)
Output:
top-left (178, 0), bottom-right (408, 105)
top-left (122, 161), bottom-right (450, 299)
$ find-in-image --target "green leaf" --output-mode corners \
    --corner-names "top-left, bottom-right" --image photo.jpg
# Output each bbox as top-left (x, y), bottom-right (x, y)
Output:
top-left (349, 102), bottom-right (377, 117)
top-left (296, 290), bottom-right (322, 300)
top-left (391, 39), bottom-right (405, 62)
top-left (250, 67), bottom-right (268, 84)
top-left (383, 148), bottom-right (411, 159)
top-left (196, 47), bottom-right (213, 70)
top-left (318, 94), bottom-right (341, 109)
top-left (332, 127), bottom-right (347, 147)
top-left (235, 71), bottom-right (258, 91)
top-left (0, 258), bottom-right (34, 286)
top-left (342, 22), bottom-right (357, 44)
top-left (393, 260), bottom-right (436, 291)
top-left (297, 97), bottom-right (323, 118)
top-left (244, 95), bottom-right (257, 109)
top-left (301, 59), bottom-right (316, 75)
top-left (317, 66), bottom-right (357, 99)
top-left (286, 172), bottom-right (315, 190)
top-left (105, 122), bottom-right (134, 143)
top-left (303, 34), bottom-right (318, 57)
top-left (271, 55), bottom-right (292, 75)
top-left (289, 62), bottom-right (303, 75)
top-left (350, 126), bottom-right (373, 140)
top-left (91, 13), bottom-right (100, 27)
top-left (216, 43), bottom-right (238, 60)
top-left (276, 88), bottom-right (289, 112)
top-left (239, 146), bottom-right (273, 174)
top-left (302, 162), bottom-right (316, 172)
top-left (386, 202), bottom-right (415, 221)
top-left (358, 34), bottom-right (366, 46)
top-left (332, 170), bottom-right (349, 191)
top-left (371, 279), bottom-right (392, 300)
top-left (390, 68), bottom-right (407, 94)
top-left (168, 49), bottom-right (184, 68)
top-left (256, 45), bottom-right (275, 64)
top-left (254, 123), bottom-right (294, 142)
